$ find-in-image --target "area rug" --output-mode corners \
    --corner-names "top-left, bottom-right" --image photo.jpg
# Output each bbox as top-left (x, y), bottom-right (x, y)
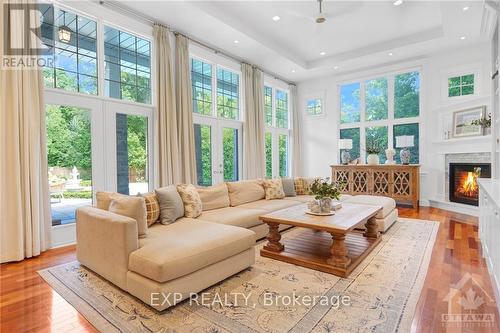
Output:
top-left (39, 218), bottom-right (439, 333)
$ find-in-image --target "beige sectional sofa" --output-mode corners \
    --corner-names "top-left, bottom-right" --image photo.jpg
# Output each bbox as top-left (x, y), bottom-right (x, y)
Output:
top-left (76, 178), bottom-right (397, 311)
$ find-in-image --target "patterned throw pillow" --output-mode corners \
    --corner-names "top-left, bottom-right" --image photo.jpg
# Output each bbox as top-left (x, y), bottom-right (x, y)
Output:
top-left (263, 179), bottom-right (286, 200)
top-left (294, 178), bottom-right (308, 195)
top-left (176, 184), bottom-right (202, 218)
top-left (139, 192), bottom-right (160, 226)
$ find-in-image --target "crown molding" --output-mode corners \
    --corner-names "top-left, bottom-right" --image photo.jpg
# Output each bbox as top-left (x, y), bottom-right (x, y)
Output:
top-left (481, 1), bottom-right (499, 40)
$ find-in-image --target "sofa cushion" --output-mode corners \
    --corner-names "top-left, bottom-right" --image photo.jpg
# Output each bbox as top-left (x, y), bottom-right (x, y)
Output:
top-left (226, 180), bottom-right (265, 206)
top-left (198, 206), bottom-right (267, 229)
top-left (95, 191), bottom-right (125, 210)
top-left (263, 179), bottom-right (285, 200)
top-left (177, 184), bottom-right (202, 218)
top-left (197, 183), bottom-right (230, 211)
top-left (128, 219), bottom-right (255, 283)
top-left (283, 194), bottom-right (353, 203)
top-left (139, 192), bottom-right (160, 226)
top-left (109, 195), bottom-right (148, 237)
top-left (344, 195), bottom-right (396, 219)
top-left (238, 199), bottom-right (301, 212)
top-left (281, 178), bottom-right (296, 197)
top-left (155, 185), bottom-right (184, 225)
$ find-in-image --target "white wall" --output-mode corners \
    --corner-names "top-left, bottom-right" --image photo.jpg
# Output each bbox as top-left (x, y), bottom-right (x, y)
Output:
top-left (297, 41), bottom-right (492, 206)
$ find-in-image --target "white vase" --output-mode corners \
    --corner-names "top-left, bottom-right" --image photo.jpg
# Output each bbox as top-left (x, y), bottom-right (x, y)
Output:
top-left (367, 154), bottom-right (380, 165)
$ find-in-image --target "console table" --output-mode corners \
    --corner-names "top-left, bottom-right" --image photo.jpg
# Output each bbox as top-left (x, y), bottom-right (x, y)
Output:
top-left (331, 164), bottom-right (420, 208)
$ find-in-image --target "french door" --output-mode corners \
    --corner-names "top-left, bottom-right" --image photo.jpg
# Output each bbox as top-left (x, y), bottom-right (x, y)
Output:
top-left (194, 117), bottom-right (242, 186)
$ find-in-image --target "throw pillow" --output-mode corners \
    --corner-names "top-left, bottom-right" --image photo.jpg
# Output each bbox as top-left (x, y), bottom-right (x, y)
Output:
top-left (95, 191), bottom-right (125, 210)
top-left (263, 179), bottom-right (286, 200)
top-left (281, 178), bottom-right (296, 197)
top-left (109, 196), bottom-right (148, 237)
top-left (226, 180), bottom-right (265, 206)
top-left (294, 178), bottom-right (308, 195)
top-left (138, 192), bottom-right (160, 226)
top-left (177, 184), bottom-right (203, 218)
top-left (197, 183), bottom-right (230, 211)
top-left (303, 177), bottom-right (319, 195)
top-left (155, 185), bottom-right (185, 225)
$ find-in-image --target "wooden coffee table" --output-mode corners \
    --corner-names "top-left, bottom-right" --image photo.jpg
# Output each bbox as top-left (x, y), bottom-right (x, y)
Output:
top-left (259, 203), bottom-right (382, 277)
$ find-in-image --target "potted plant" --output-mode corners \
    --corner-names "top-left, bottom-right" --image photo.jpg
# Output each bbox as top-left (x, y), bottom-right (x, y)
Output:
top-left (365, 138), bottom-right (382, 165)
top-left (310, 177), bottom-right (341, 213)
top-left (471, 113), bottom-right (492, 135)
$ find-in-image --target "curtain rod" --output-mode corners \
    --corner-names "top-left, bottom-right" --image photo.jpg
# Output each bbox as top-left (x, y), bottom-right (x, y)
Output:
top-left (97, 0), bottom-right (295, 86)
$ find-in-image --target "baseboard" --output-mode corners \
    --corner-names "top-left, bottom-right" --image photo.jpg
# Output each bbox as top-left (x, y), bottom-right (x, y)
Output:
top-left (428, 199), bottom-right (478, 217)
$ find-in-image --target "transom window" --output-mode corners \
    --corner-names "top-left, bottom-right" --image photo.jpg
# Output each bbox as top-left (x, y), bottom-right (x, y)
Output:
top-left (306, 98), bottom-right (323, 116)
top-left (217, 68), bottom-right (240, 120)
top-left (191, 59), bottom-right (213, 115)
top-left (104, 26), bottom-right (151, 104)
top-left (264, 85), bottom-right (290, 178)
top-left (448, 74), bottom-right (474, 97)
top-left (339, 70), bottom-right (420, 164)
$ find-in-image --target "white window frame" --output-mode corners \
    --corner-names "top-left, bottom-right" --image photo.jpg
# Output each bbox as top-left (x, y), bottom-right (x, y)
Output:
top-left (190, 47), bottom-right (244, 185)
top-left (440, 64), bottom-right (482, 102)
top-left (265, 78), bottom-right (291, 178)
top-left (338, 68), bottom-right (422, 164)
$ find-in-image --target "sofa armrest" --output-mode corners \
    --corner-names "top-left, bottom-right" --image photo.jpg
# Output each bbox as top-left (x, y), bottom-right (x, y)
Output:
top-left (76, 206), bottom-right (139, 290)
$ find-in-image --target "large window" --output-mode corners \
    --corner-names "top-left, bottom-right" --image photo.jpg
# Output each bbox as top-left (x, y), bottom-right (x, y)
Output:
top-left (339, 70), bottom-right (420, 164)
top-left (191, 56), bottom-right (242, 185)
top-left (40, 5), bottom-right (98, 94)
top-left (104, 26), bottom-right (151, 104)
top-left (265, 84), bottom-right (291, 178)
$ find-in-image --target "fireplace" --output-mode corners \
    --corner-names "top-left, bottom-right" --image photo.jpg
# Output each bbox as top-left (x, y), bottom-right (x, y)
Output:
top-left (449, 163), bottom-right (491, 206)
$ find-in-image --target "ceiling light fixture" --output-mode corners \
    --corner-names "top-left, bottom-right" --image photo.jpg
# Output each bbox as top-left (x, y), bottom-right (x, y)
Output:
top-left (393, 0), bottom-right (403, 6)
top-left (319, 51), bottom-right (326, 56)
top-left (334, 66), bottom-right (339, 70)
top-left (234, 40), bottom-right (239, 44)
top-left (462, 6), bottom-right (469, 11)
top-left (272, 15), bottom-right (281, 21)
top-left (291, 69), bottom-right (296, 73)
top-left (388, 52), bottom-right (393, 56)
top-left (460, 36), bottom-right (466, 40)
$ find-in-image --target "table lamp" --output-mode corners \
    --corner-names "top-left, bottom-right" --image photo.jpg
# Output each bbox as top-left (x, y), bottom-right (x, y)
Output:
top-left (339, 139), bottom-right (353, 165)
top-left (395, 135), bottom-right (414, 165)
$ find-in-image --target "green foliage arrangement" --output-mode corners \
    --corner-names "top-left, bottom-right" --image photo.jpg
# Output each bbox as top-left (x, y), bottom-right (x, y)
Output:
top-left (365, 138), bottom-right (382, 155)
top-left (310, 177), bottom-right (341, 201)
top-left (470, 114), bottom-right (491, 128)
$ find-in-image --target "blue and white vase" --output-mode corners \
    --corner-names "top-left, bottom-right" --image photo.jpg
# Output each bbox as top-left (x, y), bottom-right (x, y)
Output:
top-left (400, 148), bottom-right (411, 165)
top-left (341, 150), bottom-right (350, 165)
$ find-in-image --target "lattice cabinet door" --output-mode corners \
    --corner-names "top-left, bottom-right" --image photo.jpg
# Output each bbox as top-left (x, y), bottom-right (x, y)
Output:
top-left (372, 170), bottom-right (391, 196)
top-left (392, 170), bottom-right (412, 200)
top-left (351, 169), bottom-right (371, 194)
top-left (333, 169), bottom-right (350, 193)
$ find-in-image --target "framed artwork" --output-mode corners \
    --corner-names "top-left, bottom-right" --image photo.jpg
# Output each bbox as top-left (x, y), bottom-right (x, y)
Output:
top-left (452, 106), bottom-right (486, 138)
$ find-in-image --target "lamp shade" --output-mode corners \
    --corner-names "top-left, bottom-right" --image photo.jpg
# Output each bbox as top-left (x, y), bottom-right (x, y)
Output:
top-left (395, 135), bottom-right (414, 148)
top-left (339, 139), bottom-right (353, 150)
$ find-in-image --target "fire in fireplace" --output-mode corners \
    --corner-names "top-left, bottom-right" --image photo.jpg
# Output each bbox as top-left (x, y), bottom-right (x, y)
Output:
top-left (449, 163), bottom-right (491, 206)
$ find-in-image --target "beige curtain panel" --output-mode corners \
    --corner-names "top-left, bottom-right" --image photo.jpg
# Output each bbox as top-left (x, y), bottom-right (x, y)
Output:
top-left (153, 25), bottom-right (182, 186)
top-left (290, 84), bottom-right (303, 177)
top-left (242, 64), bottom-right (266, 179)
top-left (0, 1), bottom-right (51, 263)
top-left (175, 34), bottom-right (197, 184)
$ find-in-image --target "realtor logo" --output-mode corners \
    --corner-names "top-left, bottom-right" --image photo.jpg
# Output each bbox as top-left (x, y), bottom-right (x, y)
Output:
top-left (441, 273), bottom-right (496, 328)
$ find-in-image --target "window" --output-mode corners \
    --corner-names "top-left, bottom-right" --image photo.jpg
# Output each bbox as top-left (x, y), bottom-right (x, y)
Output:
top-left (393, 123), bottom-right (419, 164)
top-left (104, 26), bottom-right (151, 104)
top-left (339, 71), bottom-right (420, 164)
top-left (306, 98), bottom-right (323, 116)
top-left (265, 84), bottom-right (291, 177)
top-left (191, 59), bottom-right (212, 115)
top-left (217, 68), bottom-right (240, 120)
top-left (448, 74), bottom-right (474, 97)
top-left (40, 5), bottom-right (98, 94)
top-left (265, 86), bottom-right (273, 126)
top-left (340, 82), bottom-right (361, 124)
top-left (191, 56), bottom-right (242, 185)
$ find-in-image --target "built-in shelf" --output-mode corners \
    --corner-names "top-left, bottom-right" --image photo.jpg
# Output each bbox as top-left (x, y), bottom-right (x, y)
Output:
top-left (432, 135), bottom-right (492, 145)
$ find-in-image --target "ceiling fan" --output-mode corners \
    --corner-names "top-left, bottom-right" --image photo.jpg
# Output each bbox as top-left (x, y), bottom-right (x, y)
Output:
top-left (286, 1), bottom-right (361, 25)
top-left (315, 0), bottom-right (327, 24)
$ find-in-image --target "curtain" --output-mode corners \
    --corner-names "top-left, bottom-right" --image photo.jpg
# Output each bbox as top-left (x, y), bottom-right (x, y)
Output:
top-left (153, 25), bottom-right (181, 186)
top-left (175, 34), bottom-right (197, 184)
top-left (290, 84), bottom-right (303, 177)
top-left (0, 1), bottom-right (51, 263)
top-left (242, 64), bottom-right (266, 179)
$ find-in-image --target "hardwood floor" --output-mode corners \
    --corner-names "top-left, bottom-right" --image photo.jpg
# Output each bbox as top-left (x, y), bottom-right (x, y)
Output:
top-left (1, 207), bottom-right (498, 333)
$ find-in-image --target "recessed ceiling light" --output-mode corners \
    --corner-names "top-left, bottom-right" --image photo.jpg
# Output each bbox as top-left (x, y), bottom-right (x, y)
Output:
top-left (460, 36), bottom-right (466, 40)
top-left (319, 51), bottom-right (326, 56)
top-left (333, 66), bottom-right (339, 70)
top-left (393, 0), bottom-right (403, 6)
top-left (234, 40), bottom-right (239, 44)
top-left (462, 6), bottom-right (469, 11)
top-left (291, 69), bottom-right (296, 73)
top-left (388, 52), bottom-right (393, 56)
top-left (272, 16), bottom-right (281, 21)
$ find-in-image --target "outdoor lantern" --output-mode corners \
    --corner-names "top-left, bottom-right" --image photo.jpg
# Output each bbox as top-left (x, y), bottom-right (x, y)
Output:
top-left (58, 25), bottom-right (72, 43)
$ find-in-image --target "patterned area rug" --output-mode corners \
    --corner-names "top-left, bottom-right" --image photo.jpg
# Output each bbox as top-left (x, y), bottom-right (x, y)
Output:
top-left (39, 218), bottom-right (439, 333)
